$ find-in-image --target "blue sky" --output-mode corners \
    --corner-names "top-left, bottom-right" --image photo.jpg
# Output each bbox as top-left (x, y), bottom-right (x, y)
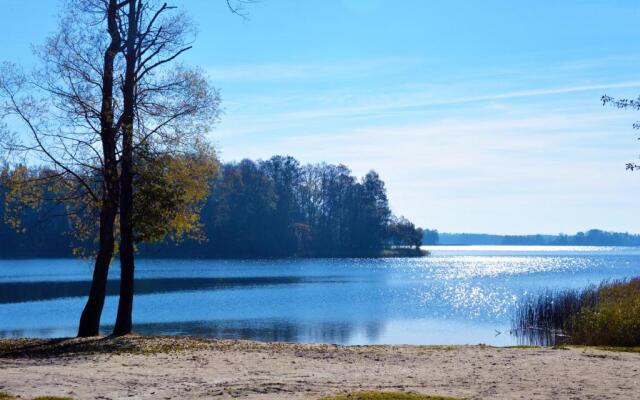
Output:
top-left (3, 0), bottom-right (640, 234)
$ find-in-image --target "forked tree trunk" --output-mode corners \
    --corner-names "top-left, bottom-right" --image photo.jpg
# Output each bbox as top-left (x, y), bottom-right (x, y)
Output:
top-left (77, 0), bottom-right (122, 337)
top-left (112, 0), bottom-right (138, 336)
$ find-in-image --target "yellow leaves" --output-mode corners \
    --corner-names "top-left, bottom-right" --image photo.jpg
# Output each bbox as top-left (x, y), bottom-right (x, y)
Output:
top-left (2, 165), bottom-right (46, 231)
top-left (131, 146), bottom-right (219, 245)
top-left (1, 164), bottom-right (102, 257)
top-left (1, 145), bottom-right (219, 255)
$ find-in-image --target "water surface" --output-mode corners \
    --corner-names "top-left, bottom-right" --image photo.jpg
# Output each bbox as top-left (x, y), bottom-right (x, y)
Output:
top-left (1, 245), bottom-right (639, 345)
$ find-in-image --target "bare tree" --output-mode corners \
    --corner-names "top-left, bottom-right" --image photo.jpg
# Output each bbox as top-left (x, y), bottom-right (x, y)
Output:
top-left (602, 94), bottom-right (640, 171)
top-left (0, 0), bottom-right (128, 337)
top-left (112, 0), bottom-right (221, 335)
top-left (1, 0), bottom-right (221, 337)
top-left (76, 0), bottom-right (126, 337)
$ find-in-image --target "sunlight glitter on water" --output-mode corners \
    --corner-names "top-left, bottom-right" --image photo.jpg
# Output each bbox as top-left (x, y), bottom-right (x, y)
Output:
top-left (397, 255), bottom-right (597, 279)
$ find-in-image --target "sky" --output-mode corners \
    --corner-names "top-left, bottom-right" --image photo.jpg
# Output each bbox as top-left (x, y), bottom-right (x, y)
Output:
top-left (2, 0), bottom-right (640, 234)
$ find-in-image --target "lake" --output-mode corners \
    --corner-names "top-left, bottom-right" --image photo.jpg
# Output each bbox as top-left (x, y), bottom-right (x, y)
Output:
top-left (1, 246), bottom-right (639, 345)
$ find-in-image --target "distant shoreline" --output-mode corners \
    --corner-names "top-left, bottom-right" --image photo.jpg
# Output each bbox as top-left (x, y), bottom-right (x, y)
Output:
top-left (424, 243), bottom-right (640, 247)
top-left (436, 229), bottom-right (640, 246)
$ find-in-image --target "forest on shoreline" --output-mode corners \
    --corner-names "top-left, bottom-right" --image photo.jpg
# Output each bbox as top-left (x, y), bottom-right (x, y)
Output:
top-left (0, 156), bottom-right (426, 259)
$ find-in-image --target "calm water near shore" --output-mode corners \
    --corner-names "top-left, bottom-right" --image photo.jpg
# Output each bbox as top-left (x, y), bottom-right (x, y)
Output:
top-left (1, 246), bottom-right (639, 345)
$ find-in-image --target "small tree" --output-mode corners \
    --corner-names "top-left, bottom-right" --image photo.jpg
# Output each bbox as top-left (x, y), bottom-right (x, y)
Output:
top-left (387, 216), bottom-right (424, 251)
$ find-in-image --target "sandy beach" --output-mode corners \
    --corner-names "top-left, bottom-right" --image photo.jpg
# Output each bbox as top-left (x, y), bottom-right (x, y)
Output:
top-left (0, 336), bottom-right (638, 399)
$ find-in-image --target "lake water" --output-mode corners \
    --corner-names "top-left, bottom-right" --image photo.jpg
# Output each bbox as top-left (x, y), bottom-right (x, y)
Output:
top-left (1, 246), bottom-right (639, 345)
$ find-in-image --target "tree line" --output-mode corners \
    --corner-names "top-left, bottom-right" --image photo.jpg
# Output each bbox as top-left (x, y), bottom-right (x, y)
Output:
top-left (1, 157), bottom-right (426, 259)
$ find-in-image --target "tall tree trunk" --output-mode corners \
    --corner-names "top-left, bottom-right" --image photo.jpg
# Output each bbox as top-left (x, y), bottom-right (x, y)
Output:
top-left (77, 0), bottom-right (122, 337)
top-left (113, 0), bottom-right (138, 336)
top-left (77, 201), bottom-right (117, 336)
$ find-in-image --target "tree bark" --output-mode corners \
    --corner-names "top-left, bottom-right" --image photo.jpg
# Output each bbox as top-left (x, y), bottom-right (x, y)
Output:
top-left (112, 0), bottom-right (138, 336)
top-left (77, 202), bottom-right (117, 336)
top-left (77, 0), bottom-right (122, 337)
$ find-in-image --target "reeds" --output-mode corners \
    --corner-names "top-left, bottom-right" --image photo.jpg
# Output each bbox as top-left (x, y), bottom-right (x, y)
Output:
top-left (512, 278), bottom-right (640, 346)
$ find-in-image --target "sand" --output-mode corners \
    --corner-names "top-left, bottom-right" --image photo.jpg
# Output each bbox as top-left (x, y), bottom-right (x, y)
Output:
top-left (0, 336), bottom-right (638, 399)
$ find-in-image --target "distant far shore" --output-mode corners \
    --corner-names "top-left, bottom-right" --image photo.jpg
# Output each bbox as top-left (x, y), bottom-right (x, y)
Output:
top-left (436, 229), bottom-right (640, 246)
top-left (1, 336), bottom-right (639, 399)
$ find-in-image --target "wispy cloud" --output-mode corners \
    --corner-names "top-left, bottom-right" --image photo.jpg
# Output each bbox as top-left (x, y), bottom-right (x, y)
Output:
top-left (214, 78), bottom-right (639, 139)
top-left (206, 57), bottom-right (429, 82)
top-left (208, 54), bottom-right (640, 233)
top-left (460, 81), bottom-right (640, 103)
top-left (215, 103), bottom-right (640, 234)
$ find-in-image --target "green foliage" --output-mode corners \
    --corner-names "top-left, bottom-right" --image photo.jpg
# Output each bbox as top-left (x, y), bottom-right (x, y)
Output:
top-left (320, 392), bottom-right (460, 400)
top-left (0, 393), bottom-right (15, 400)
top-left (387, 216), bottom-right (424, 250)
top-left (203, 157), bottom-right (405, 257)
top-left (132, 143), bottom-right (219, 245)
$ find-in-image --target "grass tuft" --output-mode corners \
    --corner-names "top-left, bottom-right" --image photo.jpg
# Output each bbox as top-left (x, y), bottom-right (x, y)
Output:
top-left (594, 346), bottom-right (640, 353)
top-left (320, 391), bottom-right (460, 400)
top-left (32, 397), bottom-right (75, 400)
top-left (0, 335), bottom-right (217, 358)
top-left (0, 393), bottom-right (16, 400)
